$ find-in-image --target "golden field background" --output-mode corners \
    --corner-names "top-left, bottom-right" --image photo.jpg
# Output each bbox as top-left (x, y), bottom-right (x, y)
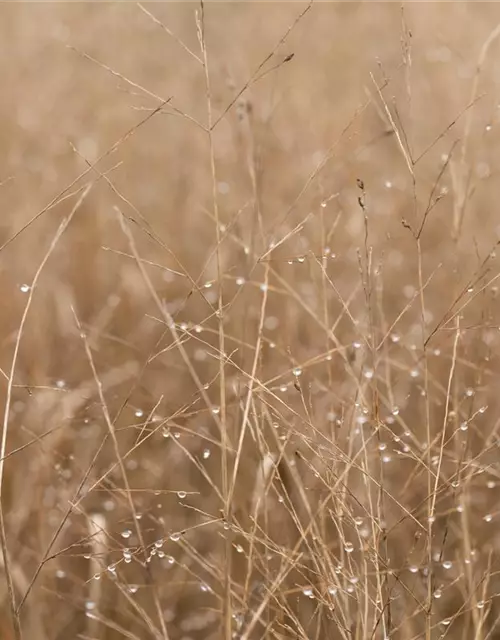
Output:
top-left (2, 2), bottom-right (500, 639)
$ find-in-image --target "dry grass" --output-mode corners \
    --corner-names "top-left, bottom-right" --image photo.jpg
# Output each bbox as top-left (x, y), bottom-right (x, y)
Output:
top-left (2, 2), bottom-right (500, 639)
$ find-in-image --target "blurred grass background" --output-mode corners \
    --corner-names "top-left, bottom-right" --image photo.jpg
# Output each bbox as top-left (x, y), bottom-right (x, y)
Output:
top-left (2, 2), bottom-right (500, 639)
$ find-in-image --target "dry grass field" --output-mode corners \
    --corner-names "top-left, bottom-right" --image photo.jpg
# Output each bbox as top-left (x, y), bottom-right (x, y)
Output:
top-left (3, 2), bottom-right (500, 639)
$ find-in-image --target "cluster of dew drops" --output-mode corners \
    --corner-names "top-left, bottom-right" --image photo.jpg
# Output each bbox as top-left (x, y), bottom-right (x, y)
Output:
top-left (40, 222), bottom-right (497, 622)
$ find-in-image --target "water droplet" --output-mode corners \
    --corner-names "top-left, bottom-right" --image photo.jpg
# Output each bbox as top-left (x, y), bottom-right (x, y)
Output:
top-left (391, 406), bottom-right (400, 416)
top-left (20, 284), bottom-right (30, 293)
top-left (352, 341), bottom-right (362, 349)
top-left (460, 421), bottom-right (468, 431)
top-left (302, 587), bottom-right (314, 597)
top-left (409, 565), bottom-right (419, 573)
top-left (165, 555), bottom-right (175, 565)
top-left (292, 367), bottom-right (302, 377)
top-left (433, 589), bottom-right (442, 599)
top-left (202, 448), bottom-right (211, 459)
top-left (487, 480), bottom-right (496, 489)
top-left (177, 491), bottom-right (187, 499)
top-left (212, 406), bottom-right (220, 415)
top-left (479, 406), bottom-right (487, 414)
top-left (55, 569), bottom-right (66, 578)
top-left (235, 544), bottom-right (244, 553)
top-left (128, 584), bottom-right (139, 594)
top-left (354, 517), bottom-right (363, 526)
top-left (121, 529), bottom-right (132, 539)
top-left (85, 600), bottom-right (96, 610)
top-left (135, 409), bottom-right (144, 418)
top-left (200, 583), bottom-right (211, 592)
top-left (170, 532), bottom-right (181, 542)
top-left (344, 542), bottom-right (354, 553)
top-left (154, 539), bottom-right (164, 549)
top-left (484, 514), bottom-right (493, 522)
top-left (441, 618), bottom-right (452, 626)
top-left (390, 333), bottom-right (400, 343)
top-left (364, 369), bottom-right (374, 380)
top-left (442, 560), bottom-right (452, 570)
top-left (465, 388), bottom-right (475, 397)
top-left (235, 277), bottom-right (245, 286)
top-left (477, 600), bottom-right (485, 609)
top-left (93, 573), bottom-right (101, 581)
top-left (123, 549), bottom-right (132, 563)
top-left (259, 283), bottom-right (268, 292)
top-left (378, 443), bottom-right (387, 451)
top-left (328, 586), bottom-right (337, 595)
top-left (279, 384), bottom-right (288, 393)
